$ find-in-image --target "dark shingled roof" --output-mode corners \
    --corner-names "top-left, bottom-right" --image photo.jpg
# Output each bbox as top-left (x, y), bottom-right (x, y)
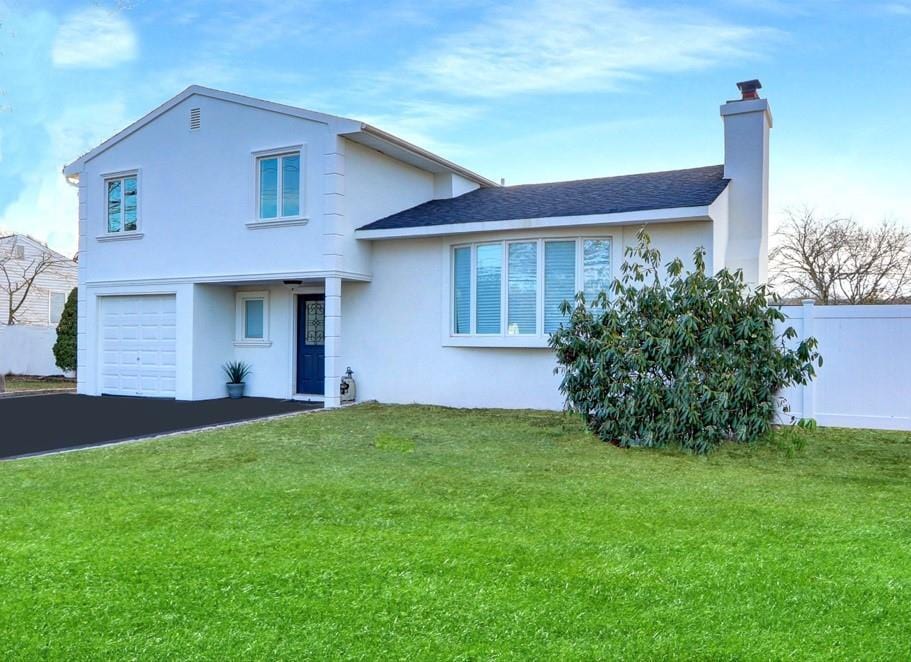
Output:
top-left (359, 164), bottom-right (729, 232)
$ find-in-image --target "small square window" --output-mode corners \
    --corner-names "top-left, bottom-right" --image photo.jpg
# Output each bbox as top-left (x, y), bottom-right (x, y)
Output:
top-left (244, 299), bottom-right (264, 339)
top-left (236, 291), bottom-right (270, 345)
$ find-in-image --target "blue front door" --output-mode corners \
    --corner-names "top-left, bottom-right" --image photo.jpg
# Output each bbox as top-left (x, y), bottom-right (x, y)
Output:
top-left (296, 295), bottom-right (325, 395)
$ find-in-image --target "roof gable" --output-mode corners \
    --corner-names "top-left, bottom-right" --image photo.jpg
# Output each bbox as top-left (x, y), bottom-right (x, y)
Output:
top-left (61, 87), bottom-right (496, 187)
top-left (62, 86), bottom-right (361, 176)
top-left (0, 233), bottom-right (74, 262)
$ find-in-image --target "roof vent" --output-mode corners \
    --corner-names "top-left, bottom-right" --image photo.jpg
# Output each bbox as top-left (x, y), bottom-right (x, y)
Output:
top-left (13, 245), bottom-right (24, 259)
top-left (189, 107), bottom-right (201, 131)
top-left (736, 79), bottom-right (762, 101)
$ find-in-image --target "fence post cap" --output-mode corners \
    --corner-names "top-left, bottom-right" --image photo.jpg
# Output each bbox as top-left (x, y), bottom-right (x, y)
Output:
top-left (801, 298), bottom-right (816, 306)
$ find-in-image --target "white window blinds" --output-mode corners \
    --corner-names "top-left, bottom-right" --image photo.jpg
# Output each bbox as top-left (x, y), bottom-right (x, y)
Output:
top-left (544, 240), bottom-right (576, 333)
top-left (507, 242), bottom-right (537, 335)
top-left (453, 246), bottom-right (471, 334)
top-left (475, 244), bottom-right (502, 334)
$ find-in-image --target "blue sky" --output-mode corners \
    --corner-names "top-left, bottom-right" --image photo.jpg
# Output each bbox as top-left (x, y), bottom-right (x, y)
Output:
top-left (1, 0), bottom-right (910, 255)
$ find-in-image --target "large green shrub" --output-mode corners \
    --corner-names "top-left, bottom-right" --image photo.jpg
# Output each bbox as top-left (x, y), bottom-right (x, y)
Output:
top-left (549, 231), bottom-right (821, 454)
top-left (53, 288), bottom-right (78, 373)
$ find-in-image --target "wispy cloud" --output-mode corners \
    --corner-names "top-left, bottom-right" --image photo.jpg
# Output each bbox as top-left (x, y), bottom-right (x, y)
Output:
top-left (353, 100), bottom-right (483, 156)
top-left (405, 0), bottom-right (776, 98)
top-left (52, 7), bottom-right (137, 68)
top-left (0, 98), bottom-right (131, 255)
top-left (879, 1), bottom-right (911, 15)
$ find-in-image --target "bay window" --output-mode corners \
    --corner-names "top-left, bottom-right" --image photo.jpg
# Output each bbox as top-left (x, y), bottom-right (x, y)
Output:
top-left (450, 236), bottom-right (612, 338)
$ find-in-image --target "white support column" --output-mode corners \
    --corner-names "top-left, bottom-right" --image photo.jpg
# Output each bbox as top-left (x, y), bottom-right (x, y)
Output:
top-left (324, 276), bottom-right (342, 408)
top-left (323, 135), bottom-right (345, 273)
top-left (801, 299), bottom-right (816, 421)
top-left (322, 133), bottom-right (346, 408)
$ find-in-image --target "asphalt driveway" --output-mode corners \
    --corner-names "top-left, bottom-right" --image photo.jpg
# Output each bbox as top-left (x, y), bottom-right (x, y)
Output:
top-left (1, 394), bottom-right (322, 460)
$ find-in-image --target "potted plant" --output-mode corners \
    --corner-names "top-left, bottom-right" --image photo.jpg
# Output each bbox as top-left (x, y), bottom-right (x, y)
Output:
top-left (223, 360), bottom-right (251, 399)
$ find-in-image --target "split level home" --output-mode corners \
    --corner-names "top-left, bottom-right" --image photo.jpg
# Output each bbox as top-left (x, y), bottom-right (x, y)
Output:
top-left (62, 80), bottom-right (771, 409)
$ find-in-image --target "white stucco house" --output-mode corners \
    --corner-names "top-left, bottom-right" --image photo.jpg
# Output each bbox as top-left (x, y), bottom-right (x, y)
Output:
top-left (62, 80), bottom-right (771, 409)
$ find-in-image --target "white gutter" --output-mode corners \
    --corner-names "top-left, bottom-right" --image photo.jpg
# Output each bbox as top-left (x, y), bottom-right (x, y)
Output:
top-left (355, 205), bottom-right (714, 240)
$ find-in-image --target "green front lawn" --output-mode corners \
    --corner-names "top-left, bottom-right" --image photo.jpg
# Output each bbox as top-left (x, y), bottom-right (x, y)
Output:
top-left (1, 404), bottom-right (909, 659)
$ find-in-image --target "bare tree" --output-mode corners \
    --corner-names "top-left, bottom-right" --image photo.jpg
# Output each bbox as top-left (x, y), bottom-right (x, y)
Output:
top-left (770, 208), bottom-right (911, 304)
top-left (0, 235), bottom-right (67, 324)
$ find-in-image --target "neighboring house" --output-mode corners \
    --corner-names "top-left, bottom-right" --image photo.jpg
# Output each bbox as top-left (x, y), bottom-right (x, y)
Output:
top-left (0, 234), bottom-right (77, 327)
top-left (62, 80), bottom-right (771, 409)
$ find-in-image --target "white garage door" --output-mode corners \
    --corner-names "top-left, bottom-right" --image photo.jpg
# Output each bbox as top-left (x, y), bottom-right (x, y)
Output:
top-left (100, 295), bottom-right (177, 397)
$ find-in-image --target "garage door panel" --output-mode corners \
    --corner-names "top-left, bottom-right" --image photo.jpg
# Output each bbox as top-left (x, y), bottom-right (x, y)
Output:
top-left (100, 295), bottom-right (177, 398)
top-left (140, 325), bottom-right (160, 340)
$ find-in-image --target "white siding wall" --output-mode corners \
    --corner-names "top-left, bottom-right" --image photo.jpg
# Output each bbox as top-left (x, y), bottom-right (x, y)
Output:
top-left (343, 221), bottom-right (713, 409)
top-left (78, 95), bottom-right (334, 284)
top-left (343, 238), bottom-right (562, 409)
top-left (191, 284), bottom-right (235, 399)
top-left (0, 237), bottom-right (77, 327)
top-left (342, 139), bottom-right (436, 276)
top-left (230, 284), bottom-right (297, 399)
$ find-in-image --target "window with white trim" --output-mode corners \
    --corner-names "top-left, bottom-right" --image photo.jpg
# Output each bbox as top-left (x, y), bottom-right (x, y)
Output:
top-left (235, 291), bottom-right (270, 344)
top-left (451, 237), bottom-right (612, 337)
top-left (105, 173), bottom-right (138, 233)
top-left (49, 291), bottom-right (67, 325)
top-left (256, 151), bottom-right (301, 220)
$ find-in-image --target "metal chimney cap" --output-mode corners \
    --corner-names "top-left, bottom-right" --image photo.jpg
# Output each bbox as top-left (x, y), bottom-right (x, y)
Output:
top-left (736, 79), bottom-right (762, 100)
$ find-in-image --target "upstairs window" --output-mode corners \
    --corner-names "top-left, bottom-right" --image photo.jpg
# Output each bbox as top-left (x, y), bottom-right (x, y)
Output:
top-left (451, 236), bottom-right (612, 337)
top-left (106, 174), bottom-right (138, 233)
top-left (257, 151), bottom-right (301, 220)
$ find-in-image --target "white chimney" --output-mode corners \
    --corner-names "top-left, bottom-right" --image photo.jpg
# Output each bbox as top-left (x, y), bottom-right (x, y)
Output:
top-left (720, 79), bottom-right (772, 284)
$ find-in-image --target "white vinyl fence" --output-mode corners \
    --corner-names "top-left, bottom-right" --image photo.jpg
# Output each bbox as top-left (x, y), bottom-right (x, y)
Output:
top-left (777, 302), bottom-right (911, 431)
top-left (0, 324), bottom-right (64, 376)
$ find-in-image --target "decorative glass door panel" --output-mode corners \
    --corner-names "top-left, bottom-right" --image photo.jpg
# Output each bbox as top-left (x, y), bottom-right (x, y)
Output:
top-left (304, 301), bottom-right (325, 345)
